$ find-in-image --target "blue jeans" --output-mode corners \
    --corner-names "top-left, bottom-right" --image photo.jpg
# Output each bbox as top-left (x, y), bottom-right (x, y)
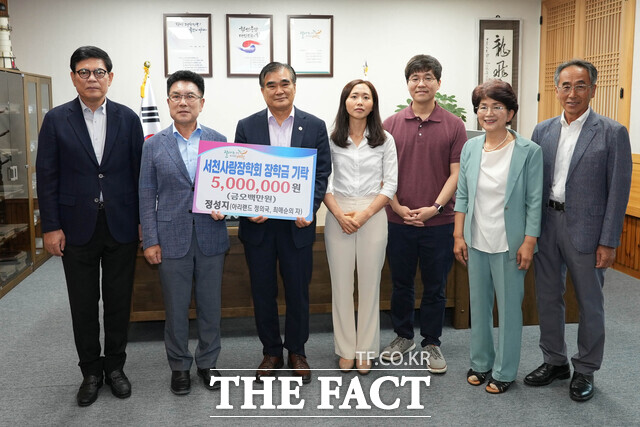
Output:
top-left (386, 222), bottom-right (454, 347)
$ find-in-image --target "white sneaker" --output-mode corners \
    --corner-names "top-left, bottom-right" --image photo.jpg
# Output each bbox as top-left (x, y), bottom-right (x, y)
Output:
top-left (423, 344), bottom-right (447, 374)
top-left (380, 336), bottom-right (416, 361)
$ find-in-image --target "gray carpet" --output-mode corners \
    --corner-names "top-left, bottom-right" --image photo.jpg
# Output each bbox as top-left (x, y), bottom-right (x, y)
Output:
top-left (1, 257), bottom-right (639, 426)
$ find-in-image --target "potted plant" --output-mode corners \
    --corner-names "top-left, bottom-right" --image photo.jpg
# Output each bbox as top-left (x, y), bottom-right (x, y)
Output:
top-left (395, 92), bottom-right (467, 123)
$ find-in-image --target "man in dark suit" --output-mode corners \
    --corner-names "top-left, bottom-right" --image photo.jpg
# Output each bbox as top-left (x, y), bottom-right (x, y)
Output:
top-left (235, 62), bottom-right (330, 384)
top-left (36, 46), bottom-right (144, 406)
top-left (139, 70), bottom-right (229, 395)
top-left (524, 59), bottom-right (632, 402)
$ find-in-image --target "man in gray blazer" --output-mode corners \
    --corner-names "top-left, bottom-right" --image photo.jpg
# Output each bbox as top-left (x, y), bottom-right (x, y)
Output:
top-left (524, 60), bottom-right (632, 402)
top-left (139, 70), bottom-right (229, 395)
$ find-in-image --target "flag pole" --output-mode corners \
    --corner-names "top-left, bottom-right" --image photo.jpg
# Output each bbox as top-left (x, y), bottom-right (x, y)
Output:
top-left (139, 61), bottom-right (161, 140)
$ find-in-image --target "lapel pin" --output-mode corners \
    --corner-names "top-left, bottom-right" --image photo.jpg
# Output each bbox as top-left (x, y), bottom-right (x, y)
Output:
top-left (298, 126), bottom-right (303, 131)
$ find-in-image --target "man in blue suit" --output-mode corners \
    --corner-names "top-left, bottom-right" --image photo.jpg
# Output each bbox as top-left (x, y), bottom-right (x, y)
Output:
top-left (524, 60), bottom-right (632, 402)
top-left (235, 62), bottom-right (331, 384)
top-left (36, 46), bottom-right (144, 406)
top-left (139, 70), bottom-right (229, 395)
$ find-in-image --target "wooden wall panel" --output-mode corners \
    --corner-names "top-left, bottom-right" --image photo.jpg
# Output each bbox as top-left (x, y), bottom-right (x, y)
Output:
top-left (540, 0), bottom-right (577, 122)
top-left (584, 0), bottom-right (623, 119)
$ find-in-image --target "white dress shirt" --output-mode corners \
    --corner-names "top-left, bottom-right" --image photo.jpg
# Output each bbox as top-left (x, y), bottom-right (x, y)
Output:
top-left (550, 107), bottom-right (591, 203)
top-left (267, 108), bottom-right (294, 147)
top-left (326, 130), bottom-right (398, 200)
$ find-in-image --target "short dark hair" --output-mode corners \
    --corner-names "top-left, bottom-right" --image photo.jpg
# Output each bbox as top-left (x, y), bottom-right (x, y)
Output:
top-left (404, 54), bottom-right (442, 82)
top-left (471, 79), bottom-right (519, 125)
top-left (259, 62), bottom-right (297, 88)
top-left (331, 79), bottom-right (386, 149)
top-left (166, 70), bottom-right (205, 96)
top-left (554, 59), bottom-right (598, 86)
top-left (70, 46), bottom-right (112, 72)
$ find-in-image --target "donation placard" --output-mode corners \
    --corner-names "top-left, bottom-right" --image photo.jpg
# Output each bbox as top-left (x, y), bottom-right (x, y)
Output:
top-left (193, 141), bottom-right (317, 221)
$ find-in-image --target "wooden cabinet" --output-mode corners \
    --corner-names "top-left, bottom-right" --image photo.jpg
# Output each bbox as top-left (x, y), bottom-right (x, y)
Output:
top-left (130, 226), bottom-right (472, 328)
top-left (613, 154), bottom-right (640, 279)
top-left (0, 68), bottom-right (51, 299)
top-left (24, 72), bottom-right (52, 269)
top-left (130, 227), bottom-right (331, 321)
top-left (130, 224), bottom-right (580, 329)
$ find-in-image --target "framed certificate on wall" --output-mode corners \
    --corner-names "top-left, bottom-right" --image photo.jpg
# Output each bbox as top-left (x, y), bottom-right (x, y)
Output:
top-left (227, 14), bottom-right (273, 77)
top-left (164, 13), bottom-right (212, 77)
top-left (287, 15), bottom-right (333, 77)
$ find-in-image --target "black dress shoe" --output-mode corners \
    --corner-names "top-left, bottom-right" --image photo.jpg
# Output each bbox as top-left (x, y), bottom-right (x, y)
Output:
top-left (524, 362), bottom-right (571, 386)
top-left (170, 370), bottom-right (191, 395)
top-left (77, 374), bottom-right (103, 407)
top-left (570, 372), bottom-right (594, 402)
top-left (197, 368), bottom-right (222, 390)
top-left (105, 369), bottom-right (131, 399)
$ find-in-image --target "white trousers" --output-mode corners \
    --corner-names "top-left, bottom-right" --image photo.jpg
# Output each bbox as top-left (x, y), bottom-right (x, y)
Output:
top-left (325, 195), bottom-right (388, 359)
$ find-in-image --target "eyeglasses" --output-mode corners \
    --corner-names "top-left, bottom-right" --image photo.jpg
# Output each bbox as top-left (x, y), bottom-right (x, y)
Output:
top-left (408, 75), bottom-right (437, 85)
top-left (168, 93), bottom-right (202, 103)
top-left (75, 68), bottom-right (108, 79)
top-left (557, 84), bottom-right (592, 94)
top-left (476, 105), bottom-right (506, 113)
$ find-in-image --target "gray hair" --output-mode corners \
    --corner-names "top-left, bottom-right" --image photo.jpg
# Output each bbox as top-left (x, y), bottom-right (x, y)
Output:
top-left (554, 59), bottom-right (598, 86)
top-left (258, 62), bottom-right (297, 88)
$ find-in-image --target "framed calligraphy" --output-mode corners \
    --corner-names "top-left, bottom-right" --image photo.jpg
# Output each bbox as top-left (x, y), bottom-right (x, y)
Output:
top-left (227, 14), bottom-right (273, 77)
top-left (287, 15), bottom-right (333, 77)
top-left (478, 19), bottom-right (521, 130)
top-left (164, 14), bottom-right (212, 77)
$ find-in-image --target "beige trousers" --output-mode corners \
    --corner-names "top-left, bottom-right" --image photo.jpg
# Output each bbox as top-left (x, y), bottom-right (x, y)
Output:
top-left (324, 195), bottom-right (388, 360)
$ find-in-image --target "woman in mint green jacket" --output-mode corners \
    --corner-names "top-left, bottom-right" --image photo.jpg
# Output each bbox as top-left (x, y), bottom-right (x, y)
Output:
top-left (453, 79), bottom-right (542, 394)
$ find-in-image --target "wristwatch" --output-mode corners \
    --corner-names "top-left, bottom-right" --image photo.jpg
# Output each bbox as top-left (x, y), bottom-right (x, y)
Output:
top-left (433, 203), bottom-right (444, 215)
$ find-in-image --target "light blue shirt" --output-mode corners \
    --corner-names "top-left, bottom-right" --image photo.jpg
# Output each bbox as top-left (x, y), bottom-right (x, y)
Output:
top-left (173, 122), bottom-right (202, 182)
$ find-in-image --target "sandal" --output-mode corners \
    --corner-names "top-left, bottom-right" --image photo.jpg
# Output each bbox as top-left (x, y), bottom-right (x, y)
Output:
top-left (467, 368), bottom-right (491, 386)
top-left (485, 378), bottom-right (513, 394)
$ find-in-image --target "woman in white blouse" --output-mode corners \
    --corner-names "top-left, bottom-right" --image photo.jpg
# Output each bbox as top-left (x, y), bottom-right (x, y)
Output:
top-left (324, 80), bottom-right (398, 374)
top-left (453, 80), bottom-right (542, 394)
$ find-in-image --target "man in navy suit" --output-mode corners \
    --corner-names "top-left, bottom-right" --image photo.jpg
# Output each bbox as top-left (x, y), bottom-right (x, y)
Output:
top-left (139, 70), bottom-right (229, 395)
top-left (235, 62), bottom-right (330, 383)
top-left (36, 46), bottom-right (144, 406)
top-left (524, 59), bottom-right (632, 402)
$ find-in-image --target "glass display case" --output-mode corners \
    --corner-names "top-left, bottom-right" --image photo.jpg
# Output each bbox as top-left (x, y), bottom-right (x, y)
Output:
top-left (25, 74), bottom-right (51, 268)
top-left (0, 68), bottom-right (51, 298)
